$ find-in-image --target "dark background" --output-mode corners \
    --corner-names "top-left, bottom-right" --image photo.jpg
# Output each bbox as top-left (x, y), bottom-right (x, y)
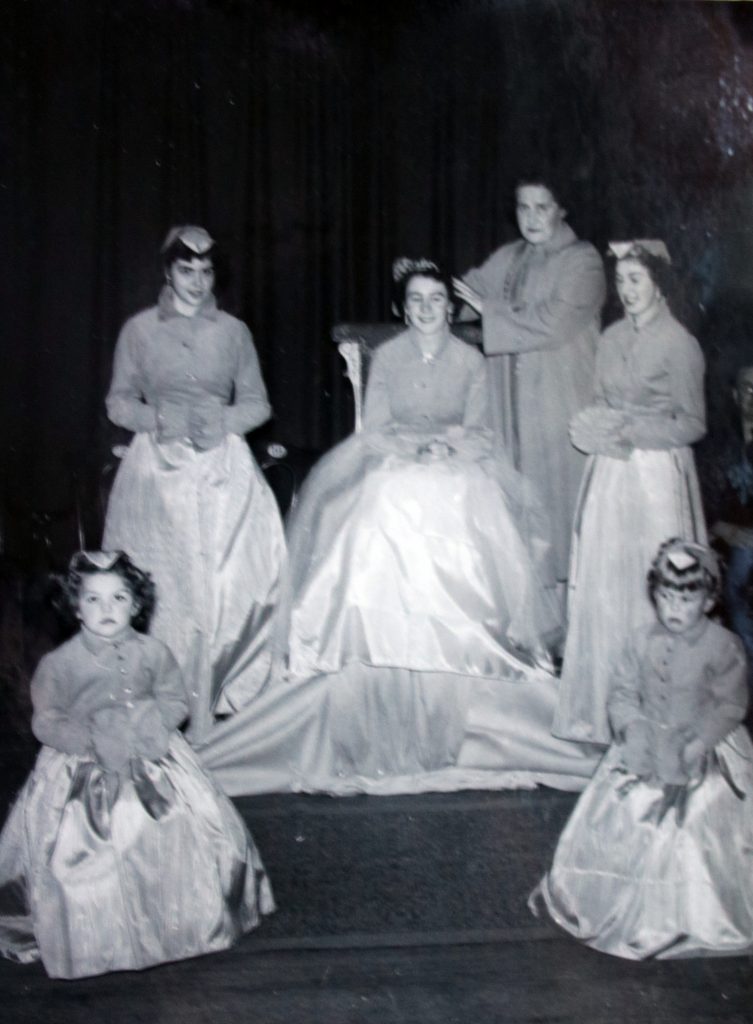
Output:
top-left (4, 0), bottom-right (753, 565)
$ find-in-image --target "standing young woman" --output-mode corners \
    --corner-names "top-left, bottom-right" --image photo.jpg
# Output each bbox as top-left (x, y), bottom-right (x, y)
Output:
top-left (103, 226), bottom-right (285, 742)
top-left (554, 241), bottom-right (707, 745)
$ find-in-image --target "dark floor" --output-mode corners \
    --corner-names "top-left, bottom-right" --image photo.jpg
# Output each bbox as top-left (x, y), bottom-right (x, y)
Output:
top-left (1, 788), bottom-right (752, 1024)
top-left (1, 903), bottom-right (752, 1024)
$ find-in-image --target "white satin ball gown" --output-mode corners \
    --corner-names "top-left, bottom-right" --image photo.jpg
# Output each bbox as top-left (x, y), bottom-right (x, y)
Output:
top-left (0, 629), bottom-right (274, 979)
top-left (199, 331), bottom-right (599, 795)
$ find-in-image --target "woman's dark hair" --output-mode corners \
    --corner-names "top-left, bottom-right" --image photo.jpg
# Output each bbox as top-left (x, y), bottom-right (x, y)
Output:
top-left (55, 550), bottom-right (156, 632)
top-left (161, 237), bottom-right (216, 273)
top-left (392, 257), bottom-right (455, 317)
top-left (612, 246), bottom-right (676, 301)
top-left (514, 175), bottom-right (568, 212)
top-left (161, 237), bottom-right (229, 295)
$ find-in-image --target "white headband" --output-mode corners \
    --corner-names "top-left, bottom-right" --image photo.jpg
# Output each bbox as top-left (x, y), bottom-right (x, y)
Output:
top-left (608, 240), bottom-right (671, 264)
top-left (161, 225), bottom-right (215, 255)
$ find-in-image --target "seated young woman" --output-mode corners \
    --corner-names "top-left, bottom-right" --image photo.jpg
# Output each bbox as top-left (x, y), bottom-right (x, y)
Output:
top-left (198, 259), bottom-right (598, 795)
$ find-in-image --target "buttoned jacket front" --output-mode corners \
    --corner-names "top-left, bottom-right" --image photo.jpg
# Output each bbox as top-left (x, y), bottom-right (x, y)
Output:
top-left (106, 289), bottom-right (271, 437)
top-left (31, 629), bottom-right (189, 756)
top-left (609, 618), bottom-right (747, 748)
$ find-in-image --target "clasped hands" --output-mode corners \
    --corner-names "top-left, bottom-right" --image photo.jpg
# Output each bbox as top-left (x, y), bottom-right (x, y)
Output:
top-left (90, 700), bottom-right (171, 775)
top-left (569, 405), bottom-right (632, 459)
top-left (416, 438), bottom-right (457, 462)
top-left (156, 399), bottom-right (226, 450)
top-left (415, 424), bottom-right (470, 462)
top-left (620, 718), bottom-right (706, 785)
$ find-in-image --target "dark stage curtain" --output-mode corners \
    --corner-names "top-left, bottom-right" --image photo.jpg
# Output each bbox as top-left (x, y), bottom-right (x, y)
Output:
top-left (3, 0), bottom-right (753, 564)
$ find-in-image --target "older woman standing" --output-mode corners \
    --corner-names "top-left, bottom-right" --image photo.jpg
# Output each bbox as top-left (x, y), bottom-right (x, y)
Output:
top-left (103, 226), bottom-right (285, 742)
top-left (554, 241), bottom-right (707, 745)
top-left (454, 179), bottom-right (606, 587)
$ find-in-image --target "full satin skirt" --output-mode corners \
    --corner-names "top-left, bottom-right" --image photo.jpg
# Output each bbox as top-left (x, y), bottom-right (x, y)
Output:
top-left (103, 433), bottom-right (286, 742)
top-left (532, 728), bottom-right (753, 959)
top-left (198, 435), bottom-right (599, 794)
top-left (0, 736), bottom-right (274, 979)
top-left (198, 667), bottom-right (600, 796)
top-left (279, 434), bottom-right (561, 684)
top-left (554, 447), bottom-right (707, 744)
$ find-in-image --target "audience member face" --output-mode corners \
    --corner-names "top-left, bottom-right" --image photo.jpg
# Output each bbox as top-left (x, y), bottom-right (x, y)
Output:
top-left (404, 274), bottom-right (450, 336)
top-left (515, 185), bottom-right (565, 246)
top-left (77, 572), bottom-right (136, 641)
top-left (615, 258), bottom-right (662, 323)
top-left (654, 585), bottom-right (710, 634)
top-left (734, 367), bottom-right (753, 441)
top-left (167, 256), bottom-right (215, 315)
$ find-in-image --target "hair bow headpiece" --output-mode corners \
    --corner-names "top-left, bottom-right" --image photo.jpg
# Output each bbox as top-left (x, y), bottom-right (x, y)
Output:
top-left (161, 225), bottom-right (215, 255)
top-left (658, 539), bottom-right (720, 587)
top-left (608, 240), bottom-right (671, 264)
top-left (74, 550), bottom-right (122, 571)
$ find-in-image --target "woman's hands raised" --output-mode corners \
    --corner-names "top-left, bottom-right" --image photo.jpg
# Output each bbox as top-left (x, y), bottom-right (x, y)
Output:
top-left (452, 278), bottom-right (484, 316)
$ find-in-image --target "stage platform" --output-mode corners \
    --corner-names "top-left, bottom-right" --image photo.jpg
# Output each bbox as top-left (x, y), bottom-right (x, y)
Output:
top-left (1, 785), bottom-right (751, 1023)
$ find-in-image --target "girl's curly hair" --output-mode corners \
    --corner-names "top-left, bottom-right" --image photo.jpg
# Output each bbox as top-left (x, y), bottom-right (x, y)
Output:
top-left (55, 550), bottom-right (156, 632)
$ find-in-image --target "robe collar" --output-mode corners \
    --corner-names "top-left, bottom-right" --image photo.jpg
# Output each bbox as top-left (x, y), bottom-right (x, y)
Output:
top-left (522, 221), bottom-right (578, 257)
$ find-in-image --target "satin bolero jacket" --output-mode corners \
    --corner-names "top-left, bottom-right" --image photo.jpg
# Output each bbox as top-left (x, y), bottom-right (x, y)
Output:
top-left (106, 288), bottom-right (271, 437)
top-left (594, 304), bottom-right (706, 450)
top-left (30, 629), bottom-right (189, 757)
top-left (608, 618), bottom-right (748, 749)
top-left (362, 330), bottom-right (491, 433)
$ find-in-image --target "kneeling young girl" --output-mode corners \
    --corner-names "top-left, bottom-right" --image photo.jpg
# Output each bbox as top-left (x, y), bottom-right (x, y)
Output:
top-left (0, 551), bottom-right (274, 979)
top-left (532, 537), bottom-right (753, 959)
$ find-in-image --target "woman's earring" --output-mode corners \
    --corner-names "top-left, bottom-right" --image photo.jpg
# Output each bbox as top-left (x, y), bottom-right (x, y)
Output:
top-left (404, 311), bottom-right (410, 326)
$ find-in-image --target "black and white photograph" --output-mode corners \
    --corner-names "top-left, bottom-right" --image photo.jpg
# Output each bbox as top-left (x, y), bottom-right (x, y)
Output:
top-left (2, 0), bottom-right (753, 1020)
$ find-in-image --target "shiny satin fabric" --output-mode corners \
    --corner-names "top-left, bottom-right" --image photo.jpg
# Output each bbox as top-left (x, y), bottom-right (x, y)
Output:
top-left (533, 728), bottom-right (753, 959)
top-left (0, 737), bottom-right (274, 978)
top-left (555, 447), bottom-right (707, 744)
top-left (275, 430), bottom-right (561, 680)
top-left (199, 668), bottom-right (600, 797)
top-left (104, 432), bottom-right (285, 742)
top-left (202, 426), bottom-right (597, 792)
